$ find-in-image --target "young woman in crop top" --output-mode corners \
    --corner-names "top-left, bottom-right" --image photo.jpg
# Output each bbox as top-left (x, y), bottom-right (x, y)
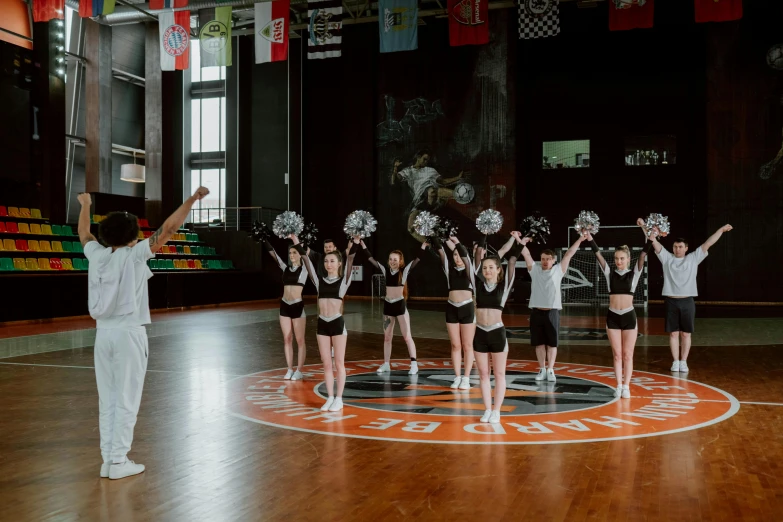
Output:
top-left (295, 235), bottom-right (359, 412)
top-left (587, 232), bottom-right (653, 399)
top-left (361, 240), bottom-right (425, 375)
top-left (431, 234), bottom-right (476, 390)
top-left (263, 238), bottom-right (310, 381)
top-left (473, 231), bottom-right (524, 424)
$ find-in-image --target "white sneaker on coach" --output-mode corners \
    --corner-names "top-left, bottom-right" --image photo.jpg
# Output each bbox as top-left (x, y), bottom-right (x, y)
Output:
top-left (459, 376), bottom-right (471, 390)
top-left (622, 386), bottom-right (631, 399)
top-left (328, 397), bottom-right (344, 412)
top-left (376, 362), bottom-right (390, 373)
top-left (100, 462), bottom-right (111, 478)
top-left (283, 369), bottom-right (294, 380)
top-left (109, 460), bottom-right (145, 480)
top-left (671, 360), bottom-right (681, 372)
top-left (291, 370), bottom-right (303, 381)
top-left (547, 369), bottom-right (556, 382)
top-left (321, 397), bottom-right (335, 411)
top-left (679, 361), bottom-right (689, 373)
top-left (408, 361), bottom-right (419, 375)
top-left (450, 376), bottom-right (461, 389)
top-left (535, 368), bottom-right (547, 381)
top-left (489, 410), bottom-right (501, 424)
top-left (480, 409), bottom-right (492, 423)
top-left (614, 385), bottom-right (623, 398)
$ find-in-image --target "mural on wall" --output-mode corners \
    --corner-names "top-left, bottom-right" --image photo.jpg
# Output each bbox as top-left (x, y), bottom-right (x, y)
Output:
top-left (759, 43), bottom-right (783, 180)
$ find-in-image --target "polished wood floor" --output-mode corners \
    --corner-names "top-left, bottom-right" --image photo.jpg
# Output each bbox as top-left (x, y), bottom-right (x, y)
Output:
top-left (1, 304), bottom-right (782, 521)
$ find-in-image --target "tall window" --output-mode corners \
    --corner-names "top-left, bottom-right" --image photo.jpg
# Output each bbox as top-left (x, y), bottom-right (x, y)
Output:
top-left (190, 39), bottom-right (227, 223)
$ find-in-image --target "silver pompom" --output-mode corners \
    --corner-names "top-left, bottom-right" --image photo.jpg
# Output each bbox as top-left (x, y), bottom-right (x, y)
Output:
top-left (645, 213), bottom-right (670, 238)
top-left (344, 210), bottom-right (378, 239)
top-left (413, 211), bottom-right (439, 238)
top-left (574, 210), bottom-right (600, 236)
top-left (272, 211), bottom-right (304, 239)
top-left (476, 209), bottom-right (503, 235)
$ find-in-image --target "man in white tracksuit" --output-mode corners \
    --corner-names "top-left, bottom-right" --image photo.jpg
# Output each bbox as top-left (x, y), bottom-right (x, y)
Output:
top-left (78, 187), bottom-right (209, 480)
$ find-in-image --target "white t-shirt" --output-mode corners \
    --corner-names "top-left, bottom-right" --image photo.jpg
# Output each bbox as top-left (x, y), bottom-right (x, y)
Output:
top-left (656, 246), bottom-right (707, 297)
top-left (85, 239), bottom-right (155, 328)
top-left (528, 262), bottom-right (564, 310)
top-left (398, 166), bottom-right (440, 204)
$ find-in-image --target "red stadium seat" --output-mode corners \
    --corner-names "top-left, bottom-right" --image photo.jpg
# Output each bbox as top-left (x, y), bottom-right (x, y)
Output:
top-left (0, 206), bottom-right (6, 217)
top-left (15, 240), bottom-right (28, 251)
top-left (7, 222), bottom-right (18, 234)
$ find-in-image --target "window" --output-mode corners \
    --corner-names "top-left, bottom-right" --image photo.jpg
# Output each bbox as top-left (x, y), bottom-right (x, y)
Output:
top-left (542, 140), bottom-right (590, 169)
top-left (625, 135), bottom-right (676, 166)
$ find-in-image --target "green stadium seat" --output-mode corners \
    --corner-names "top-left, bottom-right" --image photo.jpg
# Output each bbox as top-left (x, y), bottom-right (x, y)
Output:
top-left (62, 241), bottom-right (73, 253)
top-left (0, 258), bottom-right (14, 271)
top-left (51, 225), bottom-right (63, 236)
top-left (61, 225), bottom-right (74, 236)
top-left (73, 258), bottom-right (84, 270)
top-left (224, 260), bottom-right (234, 269)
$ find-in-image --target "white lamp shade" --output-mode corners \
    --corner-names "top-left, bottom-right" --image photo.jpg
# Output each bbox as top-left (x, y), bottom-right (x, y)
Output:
top-left (120, 164), bottom-right (146, 183)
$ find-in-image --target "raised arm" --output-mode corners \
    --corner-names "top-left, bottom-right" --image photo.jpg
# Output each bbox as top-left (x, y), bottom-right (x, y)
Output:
top-left (148, 187), bottom-right (209, 254)
top-left (701, 224), bottom-right (733, 253)
top-left (586, 233), bottom-right (608, 273)
top-left (638, 236), bottom-right (655, 272)
top-left (474, 235), bottom-right (487, 276)
top-left (504, 237), bottom-right (524, 293)
top-left (636, 217), bottom-right (663, 254)
top-left (401, 243), bottom-right (427, 284)
top-left (497, 233), bottom-right (517, 259)
top-left (292, 237), bottom-right (318, 290)
top-left (360, 239), bottom-right (384, 273)
top-left (560, 234), bottom-right (587, 273)
top-left (77, 193), bottom-right (97, 246)
top-left (263, 239), bottom-right (287, 270)
top-left (520, 236), bottom-right (535, 271)
top-left (343, 239), bottom-right (359, 285)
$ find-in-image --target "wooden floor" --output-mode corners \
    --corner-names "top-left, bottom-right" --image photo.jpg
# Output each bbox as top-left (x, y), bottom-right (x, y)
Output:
top-left (1, 303), bottom-right (783, 521)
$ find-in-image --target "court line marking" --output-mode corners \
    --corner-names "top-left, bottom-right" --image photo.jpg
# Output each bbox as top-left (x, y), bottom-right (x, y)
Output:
top-left (0, 362), bottom-right (248, 377)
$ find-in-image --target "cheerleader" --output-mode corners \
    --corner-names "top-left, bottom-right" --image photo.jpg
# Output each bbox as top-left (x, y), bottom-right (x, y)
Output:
top-left (473, 232), bottom-right (524, 423)
top-left (262, 238), bottom-right (308, 380)
top-left (295, 235), bottom-right (359, 412)
top-left (361, 240), bottom-right (426, 375)
top-left (586, 232), bottom-right (652, 398)
top-left (431, 235), bottom-right (476, 390)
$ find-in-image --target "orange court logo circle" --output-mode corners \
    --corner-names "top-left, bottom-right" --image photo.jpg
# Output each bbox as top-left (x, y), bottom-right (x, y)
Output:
top-left (226, 359), bottom-right (739, 445)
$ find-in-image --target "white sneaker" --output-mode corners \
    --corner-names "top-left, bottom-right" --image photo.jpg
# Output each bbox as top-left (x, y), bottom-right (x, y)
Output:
top-left (547, 369), bottom-right (556, 382)
top-left (480, 409), bottom-right (492, 423)
top-left (109, 460), bottom-right (145, 480)
top-left (671, 360), bottom-right (680, 372)
top-left (679, 361), bottom-right (689, 373)
top-left (621, 386), bottom-right (631, 399)
top-left (291, 370), bottom-right (303, 380)
top-left (328, 397), bottom-right (344, 412)
top-left (614, 385), bottom-right (623, 398)
top-left (408, 361), bottom-right (419, 375)
top-left (321, 397), bottom-right (335, 411)
top-left (459, 376), bottom-right (471, 390)
top-left (376, 362), bottom-right (390, 373)
top-left (489, 410), bottom-right (501, 424)
top-left (283, 369), bottom-right (294, 380)
top-left (100, 462), bottom-right (111, 478)
top-left (450, 376), bottom-right (461, 389)
top-left (534, 368), bottom-right (547, 381)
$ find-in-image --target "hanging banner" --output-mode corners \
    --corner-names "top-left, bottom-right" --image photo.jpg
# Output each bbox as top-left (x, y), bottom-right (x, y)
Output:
top-left (33, 0), bottom-right (65, 22)
top-left (199, 6), bottom-right (232, 67)
top-left (609, 0), bottom-right (654, 32)
top-left (79, 0), bottom-right (116, 17)
top-left (149, 0), bottom-right (188, 9)
top-left (378, 0), bottom-right (418, 53)
top-left (518, 0), bottom-right (559, 40)
top-left (447, 0), bottom-right (489, 47)
top-left (307, 0), bottom-right (343, 59)
top-left (694, 0), bottom-right (742, 23)
top-left (159, 10), bottom-right (190, 70)
top-left (255, 0), bottom-right (290, 64)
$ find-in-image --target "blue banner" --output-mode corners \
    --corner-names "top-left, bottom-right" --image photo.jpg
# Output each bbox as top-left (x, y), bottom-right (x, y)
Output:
top-left (379, 0), bottom-right (418, 53)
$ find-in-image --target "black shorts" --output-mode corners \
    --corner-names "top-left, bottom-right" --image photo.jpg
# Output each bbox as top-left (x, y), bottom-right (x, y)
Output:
top-left (474, 326), bottom-right (508, 353)
top-left (606, 309), bottom-right (637, 330)
top-left (665, 297), bottom-right (695, 333)
top-left (279, 300), bottom-right (305, 319)
top-left (446, 301), bottom-right (475, 324)
top-left (383, 299), bottom-right (407, 317)
top-left (530, 309), bottom-right (560, 347)
top-left (317, 316), bottom-right (346, 337)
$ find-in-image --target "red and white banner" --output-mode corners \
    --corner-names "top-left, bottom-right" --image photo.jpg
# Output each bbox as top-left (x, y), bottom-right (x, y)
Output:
top-left (448, 0), bottom-right (488, 46)
top-left (149, 0), bottom-right (188, 10)
top-left (159, 10), bottom-right (190, 71)
top-left (694, 0), bottom-right (742, 23)
top-left (255, 0), bottom-right (290, 64)
top-left (609, 0), bottom-right (654, 32)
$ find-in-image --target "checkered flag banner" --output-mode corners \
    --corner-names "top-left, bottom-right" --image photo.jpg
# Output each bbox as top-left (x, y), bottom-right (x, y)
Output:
top-left (519, 0), bottom-right (560, 40)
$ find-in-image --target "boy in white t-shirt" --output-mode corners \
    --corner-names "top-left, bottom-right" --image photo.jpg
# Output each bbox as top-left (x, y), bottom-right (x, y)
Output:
top-left (646, 222), bottom-right (732, 373)
top-left (78, 187), bottom-right (209, 480)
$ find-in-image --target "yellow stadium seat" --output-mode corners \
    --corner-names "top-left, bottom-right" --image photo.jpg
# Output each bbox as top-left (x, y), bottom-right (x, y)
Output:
top-left (183, 246), bottom-right (191, 254)
top-left (25, 258), bottom-right (38, 270)
top-left (51, 241), bottom-right (64, 252)
top-left (39, 241), bottom-right (52, 252)
top-left (18, 223), bottom-right (30, 234)
top-left (8, 207), bottom-right (20, 217)
top-left (138, 231), bottom-right (144, 239)
top-left (194, 260), bottom-right (203, 269)
top-left (61, 258), bottom-right (74, 270)
top-left (0, 241), bottom-right (3, 251)
top-left (31, 208), bottom-right (42, 219)
top-left (3, 239), bottom-right (16, 251)
top-left (30, 223), bottom-right (42, 234)
top-left (20, 208), bottom-right (31, 218)
top-left (27, 240), bottom-right (40, 252)
top-left (38, 258), bottom-right (51, 270)
top-left (41, 224), bottom-right (53, 235)
top-left (13, 258), bottom-right (26, 270)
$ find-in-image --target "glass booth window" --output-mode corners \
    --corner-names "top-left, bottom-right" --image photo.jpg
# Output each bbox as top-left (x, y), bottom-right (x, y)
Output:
top-left (543, 140), bottom-right (590, 169)
top-left (625, 135), bottom-right (677, 166)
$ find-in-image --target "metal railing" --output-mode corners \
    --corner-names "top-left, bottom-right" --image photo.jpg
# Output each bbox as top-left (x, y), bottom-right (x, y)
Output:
top-left (187, 207), bottom-right (284, 231)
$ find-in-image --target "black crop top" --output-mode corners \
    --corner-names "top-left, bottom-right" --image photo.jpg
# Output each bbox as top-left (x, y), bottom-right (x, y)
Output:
top-left (364, 247), bottom-right (420, 288)
top-left (264, 240), bottom-right (308, 287)
top-left (589, 240), bottom-right (649, 296)
top-left (432, 237), bottom-right (474, 292)
top-left (296, 243), bottom-right (355, 300)
top-left (474, 242), bottom-right (522, 310)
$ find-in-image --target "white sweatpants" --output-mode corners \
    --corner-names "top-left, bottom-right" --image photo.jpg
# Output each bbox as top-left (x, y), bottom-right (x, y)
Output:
top-left (94, 326), bottom-right (149, 463)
